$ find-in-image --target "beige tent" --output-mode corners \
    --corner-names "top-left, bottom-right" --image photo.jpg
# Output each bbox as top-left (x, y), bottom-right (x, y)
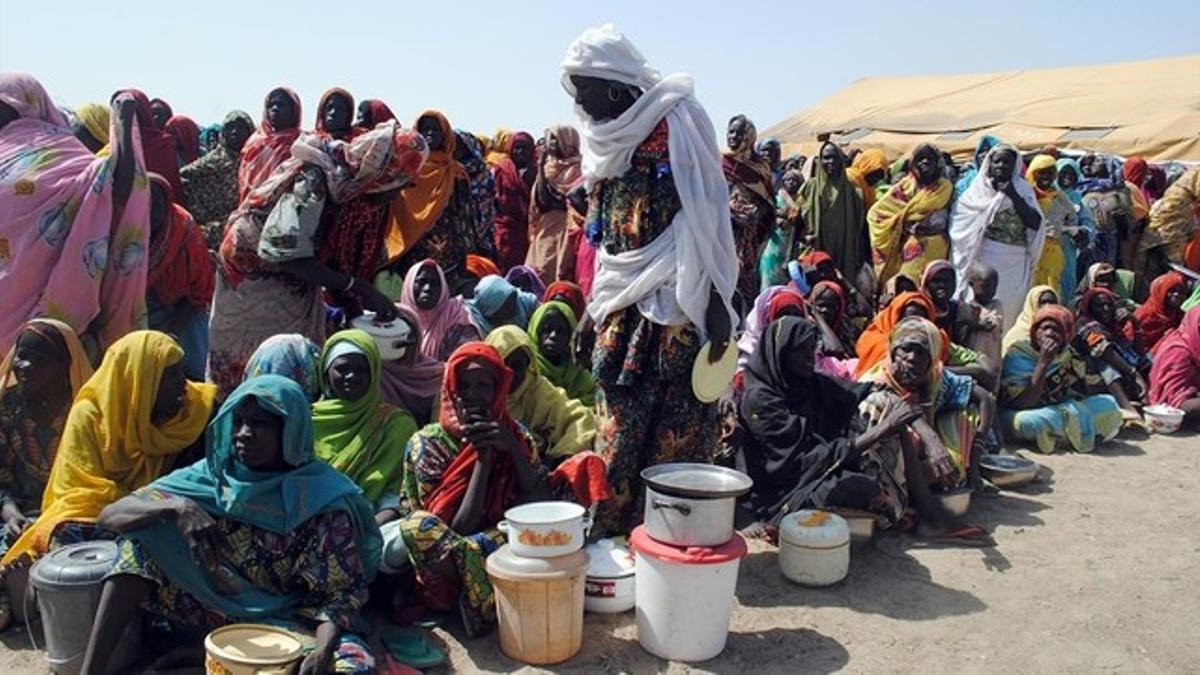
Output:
top-left (764, 54), bottom-right (1200, 163)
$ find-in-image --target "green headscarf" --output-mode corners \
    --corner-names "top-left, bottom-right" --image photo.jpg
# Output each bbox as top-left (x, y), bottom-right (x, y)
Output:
top-left (526, 301), bottom-right (596, 406)
top-left (485, 326), bottom-right (596, 460)
top-left (313, 329), bottom-right (417, 503)
top-left (128, 375), bottom-right (383, 620)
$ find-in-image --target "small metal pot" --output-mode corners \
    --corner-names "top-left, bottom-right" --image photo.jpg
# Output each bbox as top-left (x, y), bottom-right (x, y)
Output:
top-left (498, 501), bottom-right (591, 558)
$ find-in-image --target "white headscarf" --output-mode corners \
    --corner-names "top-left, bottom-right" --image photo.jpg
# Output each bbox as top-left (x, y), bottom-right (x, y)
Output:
top-left (949, 144), bottom-right (1046, 299)
top-left (560, 24), bottom-right (737, 339)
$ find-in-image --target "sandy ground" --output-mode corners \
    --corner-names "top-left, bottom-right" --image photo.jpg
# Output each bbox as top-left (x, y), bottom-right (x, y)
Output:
top-left (3, 431), bottom-right (1198, 674)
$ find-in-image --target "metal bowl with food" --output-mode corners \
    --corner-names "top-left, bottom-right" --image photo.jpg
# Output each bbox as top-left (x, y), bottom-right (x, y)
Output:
top-left (980, 454), bottom-right (1039, 488)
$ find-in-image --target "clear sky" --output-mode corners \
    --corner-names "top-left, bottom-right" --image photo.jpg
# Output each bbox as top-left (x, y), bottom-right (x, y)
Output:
top-left (2, 1), bottom-right (1197, 138)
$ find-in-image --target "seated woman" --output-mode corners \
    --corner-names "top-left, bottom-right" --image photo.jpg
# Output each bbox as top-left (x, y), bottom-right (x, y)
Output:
top-left (467, 275), bottom-right (539, 334)
top-left (401, 259), bottom-right (480, 361)
top-left (527, 302), bottom-right (596, 406)
top-left (242, 333), bottom-right (323, 402)
top-left (919, 261), bottom-right (998, 389)
top-left (738, 287), bottom-right (806, 371)
top-left (1134, 271), bottom-right (1190, 351)
top-left (314, 330), bottom-right (418, 508)
top-left (1003, 285), bottom-right (1059, 355)
top-left (855, 291), bottom-right (946, 378)
top-left (861, 317), bottom-right (994, 494)
top-left (803, 282), bottom-right (859, 380)
top-left (387, 343), bottom-right (608, 635)
top-left (380, 305), bottom-right (445, 426)
top-left (80, 376), bottom-right (381, 675)
top-left (145, 174), bottom-right (214, 381)
top-left (0, 331), bottom-right (214, 616)
top-left (1148, 307), bottom-right (1200, 428)
top-left (859, 318), bottom-right (992, 544)
top-left (1074, 287), bottom-right (1150, 415)
top-left (1001, 305), bottom-right (1122, 453)
top-left (0, 320), bottom-right (93, 628)
top-left (485, 327), bottom-right (596, 462)
top-left (735, 317), bottom-right (922, 533)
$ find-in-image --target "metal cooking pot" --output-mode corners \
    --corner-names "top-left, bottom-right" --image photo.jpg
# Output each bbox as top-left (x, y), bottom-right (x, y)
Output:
top-left (640, 464), bottom-right (752, 547)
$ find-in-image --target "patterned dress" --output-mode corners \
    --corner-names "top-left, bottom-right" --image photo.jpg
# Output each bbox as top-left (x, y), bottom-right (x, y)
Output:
top-left (180, 145), bottom-right (240, 251)
top-left (109, 487), bottom-right (374, 673)
top-left (0, 389), bottom-right (64, 518)
top-left (729, 185), bottom-right (774, 303)
top-left (587, 120), bottom-right (718, 535)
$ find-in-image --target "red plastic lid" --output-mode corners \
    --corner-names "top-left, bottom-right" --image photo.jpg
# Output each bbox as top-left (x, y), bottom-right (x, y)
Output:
top-left (629, 526), bottom-right (747, 565)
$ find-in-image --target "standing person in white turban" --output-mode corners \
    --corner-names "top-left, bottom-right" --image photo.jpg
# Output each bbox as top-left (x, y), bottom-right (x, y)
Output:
top-left (950, 144), bottom-right (1045, 332)
top-left (560, 24), bottom-right (738, 534)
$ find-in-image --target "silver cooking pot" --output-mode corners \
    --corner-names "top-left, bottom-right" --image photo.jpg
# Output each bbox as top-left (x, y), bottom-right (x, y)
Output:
top-left (640, 463), bottom-right (752, 547)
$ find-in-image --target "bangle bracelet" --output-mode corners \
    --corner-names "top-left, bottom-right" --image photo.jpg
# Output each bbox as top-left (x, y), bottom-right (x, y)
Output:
top-left (343, 277), bottom-right (356, 294)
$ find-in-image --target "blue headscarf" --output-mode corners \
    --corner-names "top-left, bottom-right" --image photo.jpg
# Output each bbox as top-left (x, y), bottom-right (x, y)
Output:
top-left (124, 375), bottom-right (381, 622)
top-left (243, 334), bottom-right (323, 402)
top-left (467, 275), bottom-right (539, 334)
top-left (953, 134), bottom-right (1001, 200)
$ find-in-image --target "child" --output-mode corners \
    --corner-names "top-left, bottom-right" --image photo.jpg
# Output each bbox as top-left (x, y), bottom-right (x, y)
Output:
top-left (963, 262), bottom-right (1004, 372)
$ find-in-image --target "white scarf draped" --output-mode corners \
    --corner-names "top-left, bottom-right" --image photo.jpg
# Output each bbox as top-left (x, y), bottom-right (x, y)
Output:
top-left (561, 24), bottom-right (737, 339)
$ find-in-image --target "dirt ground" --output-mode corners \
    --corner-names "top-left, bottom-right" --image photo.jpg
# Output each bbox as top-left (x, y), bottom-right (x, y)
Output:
top-left (3, 431), bottom-right (1197, 674)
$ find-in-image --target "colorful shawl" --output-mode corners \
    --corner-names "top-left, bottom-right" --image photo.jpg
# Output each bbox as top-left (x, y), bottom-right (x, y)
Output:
top-left (124, 374), bottom-right (382, 619)
top-left (800, 141), bottom-right (868, 277)
top-left (386, 110), bottom-right (468, 261)
top-left (1148, 307), bottom-right (1200, 408)
top-left (1, 331), bottom-right (216, 566)
top-left (242, 333), bottom-right (322, 402)
top-left (237, 87), bottom-right (303, 203)
top-left (722, 117), bottom-right (774, 206)
top-left (180, 110), bottom-right (253, 230)
top-left (1142, 168), bottom-right (1199, 254)
top-left (313, 330), bottom-right (418, 503)
top-left (485, 326), bottom-right (596, 459)
top-left (527, 301), bottom-right (595, 405)
top-left (0, 76), bottom-right (151, 355)
top-left (455, 130), bottom-right (497, 255)
top-left (401, 259), bottom-right (480, 361)
top-left (867, 148), bottom-right (953, 282)
top-left (1135, 271), bottom-right (1188, 351)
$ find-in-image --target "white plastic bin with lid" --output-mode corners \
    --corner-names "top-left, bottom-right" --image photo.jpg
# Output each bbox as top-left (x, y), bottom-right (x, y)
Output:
top-left (485, 544), bottom-right (589, 665)
top-left (778, 510), bottom-right (850, 587)
top-left (629, 525), bottom-right (747, 662)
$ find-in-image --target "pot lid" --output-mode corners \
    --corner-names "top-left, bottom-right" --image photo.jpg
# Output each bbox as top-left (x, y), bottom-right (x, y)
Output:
top-left (779, 510), bottom-right (850, 547)
top-left (30, 540), bottom-right (119, 587)
top-left (585, 539), bottom-right (635, 578)
top-left (486, 544), bottom-right (589, 580)
top-left (691, 341), bottom-right (738, 403)
top-left (629, 526), bottom-right (747, 565)
top-left (640, 463), bottom-right (753, 499)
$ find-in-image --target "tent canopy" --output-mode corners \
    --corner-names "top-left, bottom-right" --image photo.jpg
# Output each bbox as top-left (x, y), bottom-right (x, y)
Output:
top-left (764, 54), bottom-right (1200, 163)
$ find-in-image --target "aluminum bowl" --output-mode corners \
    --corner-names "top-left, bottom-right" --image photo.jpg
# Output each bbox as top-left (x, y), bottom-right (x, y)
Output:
top-left (980, 455), bottom-right (1039, 488)
top-left (936, 488), bottom-right (972, 518)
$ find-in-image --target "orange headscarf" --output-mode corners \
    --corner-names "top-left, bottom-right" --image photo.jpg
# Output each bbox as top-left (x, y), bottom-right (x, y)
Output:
top-left (385, 110), bottom-right (469, 261)
top-left (846, 149), bottom-right (888, 209)
top-left (854, 291), bottom-right (949, 377)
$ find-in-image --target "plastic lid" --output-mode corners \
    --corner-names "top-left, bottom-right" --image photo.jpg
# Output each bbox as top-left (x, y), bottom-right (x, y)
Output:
top-left (691, 342), bottom-right (738, 403)
top-left (486, 544), bottom-right (589, 580)
top-left (629, 526), bottom-right (747, 565)
top-left (30, 541), bottom-right (119, 587)
top-left (585, 539), bottom-right (635, 579)
top-left (779, 510), bottom-right (850, 548)
top-left (205, 624), bottom-right (305, 664)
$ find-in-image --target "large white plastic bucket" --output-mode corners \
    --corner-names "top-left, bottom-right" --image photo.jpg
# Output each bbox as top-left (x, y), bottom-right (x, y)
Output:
top-left (629, 526), bottom-right (746, 662)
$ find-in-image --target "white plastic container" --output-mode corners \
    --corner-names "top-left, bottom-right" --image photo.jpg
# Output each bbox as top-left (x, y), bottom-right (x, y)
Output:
top-left (629, 526), bottom-right (747, 662)
top-left (584, 539), bottom-right (635, 613)
top-left (778, 510), bottom-right (850, 587)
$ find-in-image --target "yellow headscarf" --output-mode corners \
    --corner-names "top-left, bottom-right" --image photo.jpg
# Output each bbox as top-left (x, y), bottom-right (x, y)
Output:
top-left (75, 102), bottom-right (110, 150)
top-left (1025, 154), bottom-right (1060, 210)
top-left (1, 331), bottom-right (216, 566)
top-left (485, 129), bottom-right (514, 167)
top-left (1002, 285), bottom-right (1057, 354)
top-left (846, 149), bottom-right (889, 209)
top-left (484, 326), bottom-right (595, 459)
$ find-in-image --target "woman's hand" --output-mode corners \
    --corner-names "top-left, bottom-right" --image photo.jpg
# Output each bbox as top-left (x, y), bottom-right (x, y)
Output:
top-left (356, 283), bottom-right (399, 322)
top-left (878, 400), bottom-right (924, 436)
top-left (705, 287), bottom-right (732, 364)
top-left (298, 622), bottom-right (339, 675)
top-left (574, 312), bottom-right (595, 365)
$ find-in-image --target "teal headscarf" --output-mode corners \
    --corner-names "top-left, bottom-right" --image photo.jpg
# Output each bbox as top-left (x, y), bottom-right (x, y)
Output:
top-left (467, 274), bottom-right (539, 334)
top-left (125, 375), bottom-right (382, 622)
